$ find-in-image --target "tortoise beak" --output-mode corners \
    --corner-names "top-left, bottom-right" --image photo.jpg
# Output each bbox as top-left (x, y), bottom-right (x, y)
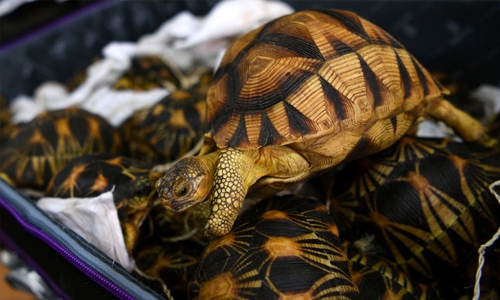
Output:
top-left (160, 197), bottom-right (196, 212)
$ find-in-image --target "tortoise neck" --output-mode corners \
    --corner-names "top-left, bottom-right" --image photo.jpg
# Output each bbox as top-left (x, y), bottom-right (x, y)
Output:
top-left (200, 147), bottom-right (273, 187)
top-left (197, 150), bottom-right (221, 175)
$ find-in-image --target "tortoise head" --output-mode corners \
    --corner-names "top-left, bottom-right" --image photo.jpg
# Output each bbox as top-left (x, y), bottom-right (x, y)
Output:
top-left (155, 156), bottom-right (213, 212)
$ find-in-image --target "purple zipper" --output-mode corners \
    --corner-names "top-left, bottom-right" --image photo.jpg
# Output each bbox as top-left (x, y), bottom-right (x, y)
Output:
top-left (0, 229), bottom-right (70, 299)
top-left (0, 197), bottom-right (135, 300)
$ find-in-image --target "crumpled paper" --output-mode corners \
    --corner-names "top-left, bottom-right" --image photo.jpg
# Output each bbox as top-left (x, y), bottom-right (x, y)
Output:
top-left (471, 84), bottom-right (500, 123)
top-left (36, 192), bottom-right (134, 272)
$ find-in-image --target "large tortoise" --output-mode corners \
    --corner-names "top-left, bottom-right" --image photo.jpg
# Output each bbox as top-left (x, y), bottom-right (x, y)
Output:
top-left (156, 9), bottom-right (494, 237)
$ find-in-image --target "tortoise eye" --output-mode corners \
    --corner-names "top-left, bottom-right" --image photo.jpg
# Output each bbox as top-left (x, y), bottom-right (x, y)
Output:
top-left (173, 180), bottom-right (191, 198)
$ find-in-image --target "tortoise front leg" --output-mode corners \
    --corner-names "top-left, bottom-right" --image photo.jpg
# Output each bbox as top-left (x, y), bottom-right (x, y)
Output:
top-left (426, 98), bottom-right (497, 147)
top-left (204, 147), bottom-right (259, 237)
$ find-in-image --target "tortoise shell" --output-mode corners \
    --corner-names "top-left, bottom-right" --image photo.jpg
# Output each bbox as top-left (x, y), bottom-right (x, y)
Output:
top-left (140, 202), bottom-right (210, 246)
top-left (326, 136), bottom-right (500, 283)
top-left (46, 153), bottom-right (156, 253)
top-left (113, 55), bottom-right (187, 91)
top-left (342, 240), bottom-right (435, 300)
top-left (0, 107), bottom-right (124, 189)
top-left (134, 240), bottom-right (205, 300)
top-left (189, 195), bottom-right (359, 299)
top-left (121, 70), bottom-right (211, 163)
top-left (207, 9), bottom-right (445, 150)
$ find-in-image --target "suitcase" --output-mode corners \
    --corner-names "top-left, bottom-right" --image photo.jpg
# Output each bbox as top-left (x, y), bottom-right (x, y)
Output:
top-left (1, 1), bottom-right (499, 299)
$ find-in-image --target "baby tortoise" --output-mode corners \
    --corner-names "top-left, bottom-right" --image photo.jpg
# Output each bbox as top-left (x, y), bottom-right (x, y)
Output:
top-left (326, 136), bottom-right (500, 283)
top-left (46, 153), bottom-right (156, 253)
top-left (189, 195), bottom-right (359, 300)
top-left (0, 107), bottom-right (124, 189)
top-left (140, 202), bottom-right (211, 246)
top-left (342, 240), bottom-right (436, 300)
top-left (113, 55), bottom-right (187, 92)
top-left (134, 240), bottom-right (205, 300)
top-left (121, 71), bottom-right (211, 164)
top-left (156, 9), bottom-right (494, 237)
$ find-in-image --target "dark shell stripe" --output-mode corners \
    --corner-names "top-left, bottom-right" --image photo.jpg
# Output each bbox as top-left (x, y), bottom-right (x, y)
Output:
top-left (208, 9), bottom-right (445, 149)
top-left (329, 138), bottom-right (500, 281)
top-left (259, 33), bottom-right (324, 61)
top-left (319, 76), bottom-right (352, 121)
top-left (315, 9), bottom-right (372, 44)
top-left (394, 50), bottom-right (413, 99)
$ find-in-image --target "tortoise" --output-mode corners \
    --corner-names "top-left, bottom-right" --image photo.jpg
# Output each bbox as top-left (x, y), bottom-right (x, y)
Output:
top-left (139, 201), bottom-right (211, 246)
top-left (325, 136), bottom-right (500, 284)
top-left (46, 153), bottom-right (157, 253)
top-left (189, 194), bottom-right (359, 300)
top-left (113, 54), bottom-right (188, 92)
top-left (342, 239), bottom-right (436, 300)
top-left (120, 70), bottom-right (211, 164)
top-left (0, 106), bottom-right (125, 190)
top-left (155, 9), bottom-right (495, 237)
top-left (133, 240), bottom-right (205, 300)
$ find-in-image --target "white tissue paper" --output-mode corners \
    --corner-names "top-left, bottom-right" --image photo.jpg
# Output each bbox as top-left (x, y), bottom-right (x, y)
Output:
top-left (471, 84), bottom-right (500, 122)
top-left (37, 192), bottom-right (134, 272)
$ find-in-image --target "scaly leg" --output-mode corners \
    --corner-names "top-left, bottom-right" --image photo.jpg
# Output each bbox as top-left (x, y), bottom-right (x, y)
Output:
top-left (204, 148), bottom-right (259, 237)
top-left (425, 98), bottom-right (497, 147)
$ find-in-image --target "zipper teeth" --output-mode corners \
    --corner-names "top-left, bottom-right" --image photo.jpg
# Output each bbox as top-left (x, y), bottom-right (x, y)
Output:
top-left (0, 198), bottom-right (135, 300)
top-left (43, 234), bottom-right (133, 300)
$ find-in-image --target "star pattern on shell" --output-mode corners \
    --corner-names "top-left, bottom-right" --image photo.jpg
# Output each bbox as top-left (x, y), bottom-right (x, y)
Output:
top-left (328, 136), bottom-right (500, 282)
top-left (189, 195), bottom-right (359, 299)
